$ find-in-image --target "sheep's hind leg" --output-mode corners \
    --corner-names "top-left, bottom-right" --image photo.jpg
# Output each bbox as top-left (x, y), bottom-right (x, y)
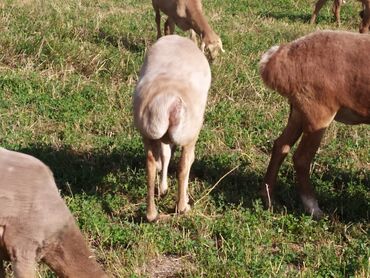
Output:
top-left (293, 129), bottom-right (326, 219)
top-left (159, 142), bottom-right (171, 197)
top-left (261, 107), bottom-right (303, 208)
top-left (177, 140), bottom-right (196, 214)
top-left (310, 0), bottom-right (328, 24)
top-left (332, 0), bottom-right (342, 25)
top-left (144, 139), bottom-right (159, 222)
top-left (360, 2), bottom-right (370, 33)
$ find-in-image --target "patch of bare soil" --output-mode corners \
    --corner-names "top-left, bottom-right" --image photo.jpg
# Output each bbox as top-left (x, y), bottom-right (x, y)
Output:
top-left (138, 254), bottom-right (194, 278)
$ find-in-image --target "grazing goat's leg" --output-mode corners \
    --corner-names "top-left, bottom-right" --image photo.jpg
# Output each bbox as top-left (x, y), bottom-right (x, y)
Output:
top-left (293, 129), bottom-right (326, 219)
top-left (159, 142), bottom-right (171, 197)
top-left (154, 6), bottom-right (162, 39)
top-left (12, 254), bottom-right (36, 278)
top-left (360, 2), bottom-right (370, 33)
top-left (145, 140), bottom-right (159, 222)
top-left (164, 17), bottom-right (175, 35)
top-left (261, 108), bottom-right (303, 207)
top-left (189, 29), bottom-right (198, 45)
top-left (310, 0), bottom-right (328, 24)
top-left (43, 224), bottom-right (107, 278)
top-left (332, 0), bottom-right (342, 25)
top-left (177, 141), bottom-right (196, 213)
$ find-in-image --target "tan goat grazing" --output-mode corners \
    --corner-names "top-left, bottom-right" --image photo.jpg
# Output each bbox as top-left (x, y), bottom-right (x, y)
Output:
top-left (133, 35), bottom-right (211, 222)
top-left (151, 0), bottom-right (224, 59)
top-left (259, 30), bottom-right (370, 219)
top-left (310, 0), bottom-right (370, 33)
top-left (0, 148), bottom-right (107, 278)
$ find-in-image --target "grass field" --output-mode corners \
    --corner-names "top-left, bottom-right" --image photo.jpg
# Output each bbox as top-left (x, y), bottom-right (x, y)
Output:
top-left (0, 0), bottom-right (369, 277)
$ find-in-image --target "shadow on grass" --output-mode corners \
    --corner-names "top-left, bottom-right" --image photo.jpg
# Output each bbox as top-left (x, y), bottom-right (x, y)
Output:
top-left (93, 29), bottom-right (149, 53)
top-left (263, 167), bottom-right (369, 223)
top-left (191, 157), bottom-right (261, 209)
top-left (17, 144), bottom-right (369, 223)
top-left (316, 167), bottom-right (369, 222)
top-left (19, 143), bottom-right (145, 194)
top-left (257, 11), bottom-right (312, 23)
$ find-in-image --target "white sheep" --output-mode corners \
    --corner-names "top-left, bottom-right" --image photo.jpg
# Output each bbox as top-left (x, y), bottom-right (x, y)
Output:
top-left (0, 147), bottom-right (107, 278)
top-left (133, 35), bottom-right (211, 222)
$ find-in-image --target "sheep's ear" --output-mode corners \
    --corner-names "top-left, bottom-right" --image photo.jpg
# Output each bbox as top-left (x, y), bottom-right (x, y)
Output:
top-left (201, 41), bottom-right (206, 52)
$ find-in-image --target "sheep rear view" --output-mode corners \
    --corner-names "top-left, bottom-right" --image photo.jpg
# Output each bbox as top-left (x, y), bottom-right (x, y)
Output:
top-left (151, 0), bottom-right (224, 59)
top-left (259, 30), bottom-right (370, 219)
top-left (0, 148), bottom-right (107, 278)
top-left (134, 35), bottom-right (211, 222)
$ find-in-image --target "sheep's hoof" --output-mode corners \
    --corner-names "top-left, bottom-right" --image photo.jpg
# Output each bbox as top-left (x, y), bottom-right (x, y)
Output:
top-left (146, 210), bottom-right (159, 223)
top-left (310, 208), bottom-right (325, 220)
top-left (177, 203), bottom-right (191, 214)
top-left (259, 185), bottom-right (277, 209)
top-left (159, 187), bottom-right (168, 198)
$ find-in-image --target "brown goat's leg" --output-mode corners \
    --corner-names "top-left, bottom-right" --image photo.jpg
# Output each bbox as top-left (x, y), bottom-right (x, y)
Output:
top-left (159, 142), bottom-right (171, 196)
top-left (310, 0), bottom-right (328, 24)
top-left (145, 140), bottom-right (159, 222)
top-left (293, 129), bottom-right (326, 219)
top-left (177, 140), bottom-right (196, 213)
top-left (332, 0), bottom-right (342, 25)
top-left (261, 108), bottom-right (303, 207)
top-left (154, 7), bottom-right (162, 39)
top-left (359, 2), bottom-right (370, 33)
top-left (164, 17), bottom-right (175, 35)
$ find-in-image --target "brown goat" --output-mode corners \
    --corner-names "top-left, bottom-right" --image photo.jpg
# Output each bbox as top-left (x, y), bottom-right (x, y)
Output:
top-left (151, 0), bottom-right (224, 59)
top-left (310, 0), bottom-right (370, 33)
top-left (0, 148), bottom-right (107, 278)
top-left (133, 35), bottom-right (211, 222)
top-left (259, 30), bottom-right (370, 218)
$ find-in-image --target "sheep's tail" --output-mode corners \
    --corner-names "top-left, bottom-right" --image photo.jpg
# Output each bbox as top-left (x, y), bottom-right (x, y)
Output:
top-left (259, 45), bottom-right (295, 97)
top-left (140, 94), bottom-right (184, 141)
top-left (259, 45), bottom-right (280, 76)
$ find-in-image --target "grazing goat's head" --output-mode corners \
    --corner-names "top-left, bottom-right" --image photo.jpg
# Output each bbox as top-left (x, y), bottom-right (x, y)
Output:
top-left (201, 35), bottom-right (225, 60)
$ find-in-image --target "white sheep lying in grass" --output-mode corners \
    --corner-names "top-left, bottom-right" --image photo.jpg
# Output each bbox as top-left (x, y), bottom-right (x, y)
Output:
top-left (133, 35), bottom-right (211, 222)
top-left (151, 0), bottom-right (224, 59)
top-left (0, 147), bottom-right (107, 278)
top-left (259, 30), bottom-right (370, 219)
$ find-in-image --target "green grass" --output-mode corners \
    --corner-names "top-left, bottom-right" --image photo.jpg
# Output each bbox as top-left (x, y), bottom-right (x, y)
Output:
top-left (0, 0), bottom-right (369, 277)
